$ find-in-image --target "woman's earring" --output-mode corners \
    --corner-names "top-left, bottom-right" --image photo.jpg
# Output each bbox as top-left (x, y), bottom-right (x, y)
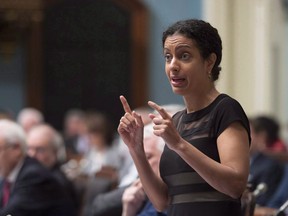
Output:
top-left (208, 73), bottom-right (212, 80)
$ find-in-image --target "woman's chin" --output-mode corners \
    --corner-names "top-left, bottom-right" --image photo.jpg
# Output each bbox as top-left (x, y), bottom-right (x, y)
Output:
top-left (172, 88), bottom-right (185, 96)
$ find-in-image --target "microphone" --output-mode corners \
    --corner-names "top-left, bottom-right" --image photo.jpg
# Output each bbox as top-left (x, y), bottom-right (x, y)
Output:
top-left (275, 200), bottom-right (288, 216)
top-left (253, 182), bottom-right (268, 198)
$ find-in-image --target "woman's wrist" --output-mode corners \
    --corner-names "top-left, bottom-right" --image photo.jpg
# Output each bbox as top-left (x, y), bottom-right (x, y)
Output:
top-left (129, 143), bottom-right (145, 157)
top-left (171, 138), bottom-right (187, 153)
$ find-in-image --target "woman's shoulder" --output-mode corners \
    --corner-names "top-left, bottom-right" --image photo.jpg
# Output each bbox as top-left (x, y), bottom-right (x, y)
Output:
top-left (214, 93), bottom-right (245, 111)
top-left (216, 93), bottom-right (238, 103)
top-left (212, 94), bottom-right (250, 138)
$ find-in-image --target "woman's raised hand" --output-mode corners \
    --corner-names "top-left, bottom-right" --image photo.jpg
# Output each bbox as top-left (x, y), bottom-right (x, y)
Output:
top-left (118, 95), bottom-right (144, 150)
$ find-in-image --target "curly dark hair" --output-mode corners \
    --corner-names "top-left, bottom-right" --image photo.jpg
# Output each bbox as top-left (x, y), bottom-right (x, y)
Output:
top-left (162, 19), bottom-right (222, 81)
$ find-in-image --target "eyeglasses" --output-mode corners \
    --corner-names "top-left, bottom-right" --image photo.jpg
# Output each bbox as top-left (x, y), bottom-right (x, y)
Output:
top-left (27, 146), bottom-right (53, 154)
top-left (0, 144), bottom-right (13, 153)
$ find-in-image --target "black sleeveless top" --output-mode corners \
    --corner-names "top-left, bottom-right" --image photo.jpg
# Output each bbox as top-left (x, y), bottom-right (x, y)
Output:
top-left (159, 94), bottom-right (251, 216)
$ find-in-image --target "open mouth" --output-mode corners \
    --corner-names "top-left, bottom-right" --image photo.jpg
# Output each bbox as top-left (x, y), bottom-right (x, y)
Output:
top-left (171, 77), bottom-right (185, 86)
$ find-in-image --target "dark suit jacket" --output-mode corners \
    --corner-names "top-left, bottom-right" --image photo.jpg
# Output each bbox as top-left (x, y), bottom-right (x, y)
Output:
top-left (0, 156), bottom-right (77, 216)
top-left (82, 185), bottom-right (127, 216)
top-left (249, 153), bottom-right (284, 206)
top-left (267, 164), bottom-right (288, 208)
top-left (51, 164), bottom-right (80, 215)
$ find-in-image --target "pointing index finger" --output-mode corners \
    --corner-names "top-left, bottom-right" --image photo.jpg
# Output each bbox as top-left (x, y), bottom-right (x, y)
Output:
top-left (120, 95), bottom-right (132, 114)
top-left (148, 101), bottom-right (170, 119)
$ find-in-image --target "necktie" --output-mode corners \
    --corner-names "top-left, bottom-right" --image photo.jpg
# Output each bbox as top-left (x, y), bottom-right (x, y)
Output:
top-left (2, 179), bottom-right (11, 207)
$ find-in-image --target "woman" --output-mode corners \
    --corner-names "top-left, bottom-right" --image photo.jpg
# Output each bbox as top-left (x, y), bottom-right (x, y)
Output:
top-left (118, 19), bottom-right (251, 216)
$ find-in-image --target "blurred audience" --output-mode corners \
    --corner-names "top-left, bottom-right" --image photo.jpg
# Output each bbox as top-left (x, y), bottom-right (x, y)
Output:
top-left (121, 124), bottom-right (167, 216)
top-left (0, 119), bottom-right (76, 216)
top-left (249, 116), bottom-right (285, 207)
top-left (266, 164), bottom-right (288, 213)
top-left (254, 164), bottom-right (288, 216)
top-left (250, 115), bottom-right (288, 162)
top-left (26, 123), bottom-right (80, 214)
top-left (63, 108), bottom-right (90, 160)
top-left (81, 104), bottom-right (183, 216)
top-left (17, 107), bottom-right (44, 133)
top-left (80, 111), bottom-right (121, 178)
top-left (65, 110), bottom-right (130, 215)
top-left (27, 123), bottom-right (66, 167)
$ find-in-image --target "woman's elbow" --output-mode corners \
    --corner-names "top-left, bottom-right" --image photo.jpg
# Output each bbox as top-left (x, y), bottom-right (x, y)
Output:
top-left (227, 181), bottom-right (247, 199)
top-left (152, 198), bottom-right (169, 212)
top-left (229, 189), bottom-right (244, 199)
top-left (154, 203), bottom-right (168, 212)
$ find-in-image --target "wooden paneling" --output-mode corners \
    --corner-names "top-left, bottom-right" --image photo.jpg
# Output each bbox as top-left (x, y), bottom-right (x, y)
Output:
top-left (0, 0), bottom-right (148, 129)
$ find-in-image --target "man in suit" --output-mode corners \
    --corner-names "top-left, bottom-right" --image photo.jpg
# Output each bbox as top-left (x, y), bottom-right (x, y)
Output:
top-left (249, 117), bottom-right (285, 206)
top-left (26, 123), bottom-right (80, 214)
top-left (0, 119), bottom-right (76, 216)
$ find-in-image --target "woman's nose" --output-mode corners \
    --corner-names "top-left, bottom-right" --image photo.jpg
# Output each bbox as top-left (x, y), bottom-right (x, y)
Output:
top-left (170, 57), bottom-right (180, 72)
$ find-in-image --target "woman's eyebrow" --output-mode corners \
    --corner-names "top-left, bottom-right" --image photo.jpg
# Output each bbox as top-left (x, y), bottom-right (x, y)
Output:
top-left (175, 44), bottom-right (192, 49)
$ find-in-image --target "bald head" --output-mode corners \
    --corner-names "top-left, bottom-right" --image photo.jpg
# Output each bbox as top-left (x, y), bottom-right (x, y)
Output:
top-left (17, 108), bottom-right (44, 133)
top-left (27, 124), bottom-right (65, 168)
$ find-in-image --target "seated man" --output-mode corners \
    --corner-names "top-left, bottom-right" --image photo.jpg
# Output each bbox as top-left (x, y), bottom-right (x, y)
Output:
top-left (17, 107), bottom-right (44, 133)
top-left (249, 117), bottom-right (285, 206)
top-left (26, 123), bottom-right (80, 214)
top-left (254, 164), bottom-right (288, 216)
top-left (267, 164), bottom-right (288, 209)
top-left (0, 119), bottom-right (76, 216)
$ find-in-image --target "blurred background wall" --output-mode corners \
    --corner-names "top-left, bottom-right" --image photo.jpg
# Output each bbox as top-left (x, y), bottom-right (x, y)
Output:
top-left (141, 0), bottom-right (202, 105)
top-left (0, 0), bottom-right (287, 133)
top-left (203, 0), bottom-right (288, 127)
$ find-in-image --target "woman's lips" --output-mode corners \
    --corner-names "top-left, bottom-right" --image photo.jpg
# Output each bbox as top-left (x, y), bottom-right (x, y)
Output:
top-left (171, 77), bottom-right (185, 87)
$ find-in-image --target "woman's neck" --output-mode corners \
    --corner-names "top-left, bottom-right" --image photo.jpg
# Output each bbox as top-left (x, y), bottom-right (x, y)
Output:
top-left (183, 87), bottom-right (220, 113)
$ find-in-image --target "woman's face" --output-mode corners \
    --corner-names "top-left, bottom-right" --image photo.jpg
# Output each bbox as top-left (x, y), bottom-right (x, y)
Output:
top-left (163, 34), bottom-right (213, 96)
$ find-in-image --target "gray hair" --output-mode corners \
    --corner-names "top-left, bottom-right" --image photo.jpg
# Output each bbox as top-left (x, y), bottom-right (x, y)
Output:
top-left (0, 119), bottom-right (27, 152)
top-left (52, 128), bottom-right (67, 163)
top-left (29, 124), bottom-right (67, 163)
top-left (17, 108), bottom-right (44, 125)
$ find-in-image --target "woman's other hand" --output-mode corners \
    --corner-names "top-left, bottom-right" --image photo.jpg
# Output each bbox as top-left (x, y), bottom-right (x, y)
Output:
top-left (148, 101), bottom-right (182, 151)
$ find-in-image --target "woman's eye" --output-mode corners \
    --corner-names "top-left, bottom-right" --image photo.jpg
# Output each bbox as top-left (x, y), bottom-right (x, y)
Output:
top-left (164, 54), bottom-right (172, 62)
top-left (181, 53), bottom-right (190, 60)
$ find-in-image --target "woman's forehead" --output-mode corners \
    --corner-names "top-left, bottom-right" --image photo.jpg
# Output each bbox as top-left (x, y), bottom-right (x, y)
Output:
top-left (164, 34), bottom-right (193, 46)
